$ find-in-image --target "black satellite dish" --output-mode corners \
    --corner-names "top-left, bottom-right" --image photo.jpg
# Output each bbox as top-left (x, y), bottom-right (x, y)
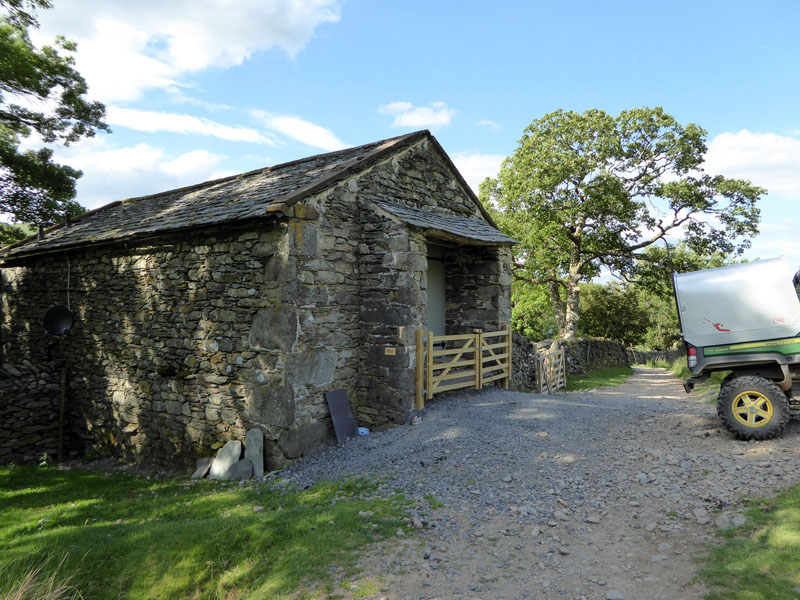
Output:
top-left (43, 305), bottom-right (73, 336)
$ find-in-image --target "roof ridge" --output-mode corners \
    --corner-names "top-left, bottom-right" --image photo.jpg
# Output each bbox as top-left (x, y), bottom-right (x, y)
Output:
top-left (119, 130), bottom-right (428, 207)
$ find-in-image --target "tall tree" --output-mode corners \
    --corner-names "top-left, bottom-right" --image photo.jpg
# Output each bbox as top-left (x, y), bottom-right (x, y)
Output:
top-left (0, 0), bottom-right (108, 244)
top-left (480, 107), bottom-right (764, 339)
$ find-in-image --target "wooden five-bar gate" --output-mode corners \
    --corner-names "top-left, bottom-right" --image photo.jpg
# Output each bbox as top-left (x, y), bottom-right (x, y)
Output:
top-left (415, 325), bottom-right (512, 410)
top-left (536, 346), bottom-right (566, 393)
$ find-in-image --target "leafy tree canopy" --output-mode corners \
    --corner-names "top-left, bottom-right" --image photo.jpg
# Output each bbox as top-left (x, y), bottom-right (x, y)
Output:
top-left (511, 282), bottom-right (558, 341)
top-left (481, 106), bottom-right (764, 338)
top-left (0, 0), bottom-right (108, 245)
top-left (578, 282), bottom-right (650, 346)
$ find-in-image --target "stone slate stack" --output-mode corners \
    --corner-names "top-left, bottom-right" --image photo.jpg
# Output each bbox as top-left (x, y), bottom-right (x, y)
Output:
top-left (192, 429), bottom-right (265, 481)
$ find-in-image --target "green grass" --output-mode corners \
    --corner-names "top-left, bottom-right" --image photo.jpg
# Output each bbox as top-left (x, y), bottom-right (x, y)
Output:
top-left (699, 485), bottom-right (800, 599)
top-left (565, 366), bottom-right (634, 390)
top-left (0, 464), bottom-right (412, 600)
top-left (423, 494), bottom-right (444, 510)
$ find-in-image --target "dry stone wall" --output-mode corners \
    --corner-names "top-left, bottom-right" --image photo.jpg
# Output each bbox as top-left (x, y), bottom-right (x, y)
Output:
top-left (511, 333), bottom-right (538, 392)
top-left (535, 337), bottom-right (630, 375)
top-left (627, 348), bottom-right (682, 365)
top-left (356, 138), bottom-right (484, 219)
top-left (445, 246), bottom-right (513, 335)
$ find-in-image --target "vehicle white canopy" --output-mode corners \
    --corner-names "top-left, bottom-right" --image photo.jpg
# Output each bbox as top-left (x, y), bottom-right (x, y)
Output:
top-left (673, 257), bottom-right (800, 347)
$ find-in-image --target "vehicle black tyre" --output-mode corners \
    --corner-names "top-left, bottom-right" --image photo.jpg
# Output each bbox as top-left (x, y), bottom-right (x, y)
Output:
top-left (717, 375), bottom-right (790, 440)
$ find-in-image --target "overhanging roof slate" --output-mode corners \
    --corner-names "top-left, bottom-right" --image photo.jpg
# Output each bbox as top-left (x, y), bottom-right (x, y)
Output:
top-left (372, 199), bottom-right (516, 245)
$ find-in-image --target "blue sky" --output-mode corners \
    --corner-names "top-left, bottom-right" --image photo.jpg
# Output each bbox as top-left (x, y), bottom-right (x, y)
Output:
top-left (28, 0), bottom-right (800, 268)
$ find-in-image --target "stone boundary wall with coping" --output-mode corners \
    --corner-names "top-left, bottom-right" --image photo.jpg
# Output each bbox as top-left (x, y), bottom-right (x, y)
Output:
top-left (532, 337), bottom-right (630, 375)
top-left (514, 335), bottom-right (683, 380)
top-left (627, 348), bottom-right (683, 366)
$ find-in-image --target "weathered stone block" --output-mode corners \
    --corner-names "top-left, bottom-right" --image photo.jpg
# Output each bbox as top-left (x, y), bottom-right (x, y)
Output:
top-left (253, 243), bottom-right (274, 258)
top-left (246, 384), bottom-right (296, 428)
top-left (286, 350), bottom-right (337, 387)
top-left (249, 307), bottom-right (297, 352)
top-left (359, 308), bottom-right (412, 326)
top-left (205, 406), bottom-right (220, 422)
top-left (223, 458), bottom-right (253, 481)
top-left (278, 422), bottom-right (329, 458)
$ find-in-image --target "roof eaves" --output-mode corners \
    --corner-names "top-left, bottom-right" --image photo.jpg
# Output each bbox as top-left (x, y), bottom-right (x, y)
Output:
top-left (369, 197), bottom-right (516, 246)
top-left (1, 211), bottom-right (284, 262)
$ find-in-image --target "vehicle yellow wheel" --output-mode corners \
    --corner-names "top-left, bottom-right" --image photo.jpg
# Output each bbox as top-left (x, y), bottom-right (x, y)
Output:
top-left (717, 375), bottom-right (790, 440)
top-left (730, 390), bottom-right (773, 428)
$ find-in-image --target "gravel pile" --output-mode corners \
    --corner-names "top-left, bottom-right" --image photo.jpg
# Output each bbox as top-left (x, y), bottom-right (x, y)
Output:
top-left (273, 368), bottom-right (800, 600)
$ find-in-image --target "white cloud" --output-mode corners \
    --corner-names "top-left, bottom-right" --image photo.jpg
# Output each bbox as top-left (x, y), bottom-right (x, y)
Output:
top-left (475, 119), bottom-right (501, 130)
top-left (51, 138), bottom-right (225, 209)
top-left (704, 130), bottom-right (800, 198)
top-left (450, 151), bottom-right (505, 194)
top-left (33, 0), bottom-right (342, 102)
top-left (107, 106), bottom-right (276, 145)
top-left (378, 101), bottom-right (413, 115)
top-left (702, 130), bottom-right (800, 267)
top-left (161, 149), bottom-right (223, 177)
top-left (378, 101), bottom-right (457, 129)
top-left (250, 110), bottom-right (346, 151)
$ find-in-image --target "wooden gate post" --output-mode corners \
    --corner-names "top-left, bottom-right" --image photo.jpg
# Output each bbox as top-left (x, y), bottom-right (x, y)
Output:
top-left (415, 329), bottom-right (424, 410)
top-left (474, 329), bottom-right (483, 390)
top-left (426, 331), bottom-right (434, 400)
top-left (504, 323), bottom-right (512, 389)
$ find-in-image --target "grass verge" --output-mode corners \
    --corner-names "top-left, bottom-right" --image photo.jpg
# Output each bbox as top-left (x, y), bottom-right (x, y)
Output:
top-left (699, 485), bottom-right (800, 599)
top-left (565, 366), bottom-right (634, 390)
top-left (0, 464), bottom-right (413, 600)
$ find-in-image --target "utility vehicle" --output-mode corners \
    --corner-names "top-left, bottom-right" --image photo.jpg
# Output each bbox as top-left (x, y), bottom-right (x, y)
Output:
top-left (674, 257), bottom-right (800, 440)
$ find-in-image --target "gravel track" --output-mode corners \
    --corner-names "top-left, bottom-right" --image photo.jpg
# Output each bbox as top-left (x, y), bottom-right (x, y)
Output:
top-left (276, 367), bottom-right (800, 600)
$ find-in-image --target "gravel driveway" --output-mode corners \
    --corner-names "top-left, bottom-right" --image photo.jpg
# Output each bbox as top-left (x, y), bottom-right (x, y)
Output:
top-left (276, 367), bottom-right (800, 600)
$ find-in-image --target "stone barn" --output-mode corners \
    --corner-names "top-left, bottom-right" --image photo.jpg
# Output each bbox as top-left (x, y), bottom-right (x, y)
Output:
top-left (0, 130), bottom-right (514, 467)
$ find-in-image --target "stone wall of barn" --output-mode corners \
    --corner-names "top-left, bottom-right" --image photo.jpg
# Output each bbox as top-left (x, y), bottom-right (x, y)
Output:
top-left (0, 137), bottom-right (513, 467)
top-left (345, 138), bottom-right (513, 426)
top-left (356, 136), bottom-right (486, 220)
top-left (0, 360), bottom-right (82, 463)
top-left (445, 245), bottom-right (513, 335)
top-left (0, 211), bottom-right (364, 469)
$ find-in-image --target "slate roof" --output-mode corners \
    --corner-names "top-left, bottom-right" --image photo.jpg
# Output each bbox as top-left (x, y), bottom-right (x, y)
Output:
top-left (1, 130), bottom-right (499, 259)
top-left (372, 199), bottom-right (515, 245)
